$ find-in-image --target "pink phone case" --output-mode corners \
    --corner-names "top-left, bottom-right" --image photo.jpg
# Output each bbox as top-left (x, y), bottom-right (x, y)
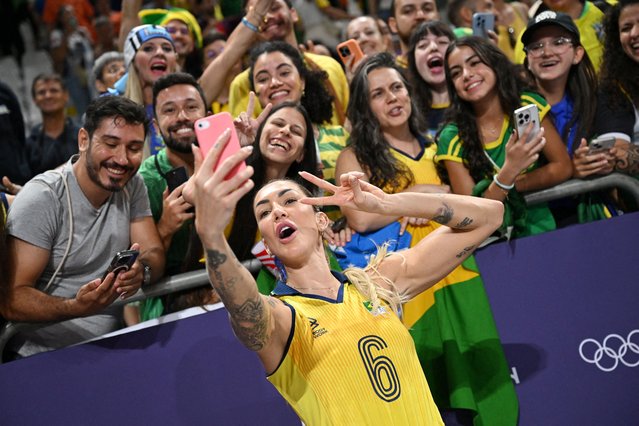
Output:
top-left (194, 112), bottom-right (247, 180)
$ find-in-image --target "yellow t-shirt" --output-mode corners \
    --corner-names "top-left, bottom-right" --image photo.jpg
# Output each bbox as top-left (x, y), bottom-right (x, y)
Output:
top-left (229, 51), bottom-right (349, 126)
top-left (269, 273), bottom-right (443, 425)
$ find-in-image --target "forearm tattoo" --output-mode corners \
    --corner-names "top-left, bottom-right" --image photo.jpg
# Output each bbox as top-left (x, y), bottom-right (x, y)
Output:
top-left (456, 245), bottom-right (476, 259)
top-left (432, 202), bottom-right (454, 225)
top-left (615, 144), bottom-right (639, 176)
top-left (206, 249), bottom-right (270, 351)
top-left (455, 217), bottom-right (474, 228)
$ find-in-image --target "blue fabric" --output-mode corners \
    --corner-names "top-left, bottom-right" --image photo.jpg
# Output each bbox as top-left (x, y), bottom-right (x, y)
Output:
top-left (550, 94), bottom-right (578, 155)
top-left (332, 222), bottom-right (412, 269)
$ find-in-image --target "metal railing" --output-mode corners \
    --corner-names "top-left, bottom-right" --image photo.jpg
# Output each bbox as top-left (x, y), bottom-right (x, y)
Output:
top-left (0, 259), bottom-right (262, 363)
top-left (524, 173), bottom-right (639, 206)
top-left (2, 173), bottom-right (638, 362)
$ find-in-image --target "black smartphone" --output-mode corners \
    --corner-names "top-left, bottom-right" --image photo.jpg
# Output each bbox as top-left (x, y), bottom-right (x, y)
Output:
top-left (165, 166), bottom-right (189, 193)
top-left (102, 249), bottom-right (139, 280)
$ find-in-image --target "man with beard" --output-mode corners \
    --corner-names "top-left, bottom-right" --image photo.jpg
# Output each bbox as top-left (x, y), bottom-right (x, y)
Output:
top-left (388, 0), bottom-right (440, 66)
top-left (134, 72), bottom-right (214, 322)
top-left (1, 96), bottom-right (165, 359)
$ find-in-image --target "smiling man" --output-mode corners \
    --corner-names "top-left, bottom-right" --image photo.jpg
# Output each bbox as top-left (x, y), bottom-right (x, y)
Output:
top-left (135, 72), bottom-right (213, 322)
top-left (2, 95), bottom-right (164, 359)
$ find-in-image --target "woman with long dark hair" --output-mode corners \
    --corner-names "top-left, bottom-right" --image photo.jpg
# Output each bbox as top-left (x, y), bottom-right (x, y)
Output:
top-left (595, 0), bottom-right (639, 177)
top-left (226, 102), bottom-right (319, 263)
top-left (436, 36), bottom-right (572, 237)
top-left (337, 52), bottom-right (518, 425)
top-left (407, 21), bottom-right (456, 137)
top-left (246, 41), bottom-right (350, 226)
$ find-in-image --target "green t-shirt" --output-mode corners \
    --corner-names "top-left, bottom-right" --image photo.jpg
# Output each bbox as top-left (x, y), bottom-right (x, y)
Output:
top-left (435, 92), bottom-right (556, 237)
top-left (138, 149), bottom-right (199, 276)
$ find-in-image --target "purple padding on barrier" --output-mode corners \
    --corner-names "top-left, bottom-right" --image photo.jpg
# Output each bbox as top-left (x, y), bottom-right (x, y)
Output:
top-left (0, 307), bottom-right (299, 425)
top-left (475, 212), bottom-right (639, 424)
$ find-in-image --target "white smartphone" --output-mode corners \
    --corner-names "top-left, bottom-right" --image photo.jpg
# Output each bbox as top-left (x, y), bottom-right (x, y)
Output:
top-left (472, 12), bottom-right (495, 38)
top-left (514, 104), bottom-right (541, 143)
top-left (588, 136), bottom-right (616, 154)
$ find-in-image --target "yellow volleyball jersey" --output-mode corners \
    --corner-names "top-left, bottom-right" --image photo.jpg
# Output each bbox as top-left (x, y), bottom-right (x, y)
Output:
top-left (269, 272), bottom-right (443, 425)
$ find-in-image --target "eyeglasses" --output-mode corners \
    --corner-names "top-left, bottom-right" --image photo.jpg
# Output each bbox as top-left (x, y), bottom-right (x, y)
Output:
top-left (166, 26), bottom-right (190, 36)
top-left (524, 36), bottom-right (574, 58)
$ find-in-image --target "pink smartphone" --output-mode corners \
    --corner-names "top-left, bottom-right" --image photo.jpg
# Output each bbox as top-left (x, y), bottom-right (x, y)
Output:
top-left (194, 112), bottom-right (247, 180)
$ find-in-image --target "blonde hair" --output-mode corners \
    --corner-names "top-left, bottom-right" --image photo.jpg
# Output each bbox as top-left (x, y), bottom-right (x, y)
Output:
top-left (343, 244), bottom-right (408, 317)
top-left (124, 67), bottom-right (145, 106)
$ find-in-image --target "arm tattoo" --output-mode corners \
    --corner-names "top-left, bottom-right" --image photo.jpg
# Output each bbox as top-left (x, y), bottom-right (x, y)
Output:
top-left (206, 249), bottom-right (227, 269)
top-left (456, 245), bottom-right (475, 259)
top-left (455, 217), bottom-right (474, 228)
top-left (615, 144), bottom-right (639, 175)
top-left (205, 249), bottom-right (270, 351)
top-left (228, 296), bottom-right (270, 351)
top-left (432, 202), bottom-right (454, 225)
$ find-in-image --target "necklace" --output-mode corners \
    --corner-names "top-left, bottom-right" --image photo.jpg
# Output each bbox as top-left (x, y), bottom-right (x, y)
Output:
top-left (290, 284), bottom-right (339, 295)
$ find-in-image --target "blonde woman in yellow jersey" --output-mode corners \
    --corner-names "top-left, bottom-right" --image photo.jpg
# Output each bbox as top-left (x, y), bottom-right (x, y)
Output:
top-left (188, 127), bottom-right (503, 424)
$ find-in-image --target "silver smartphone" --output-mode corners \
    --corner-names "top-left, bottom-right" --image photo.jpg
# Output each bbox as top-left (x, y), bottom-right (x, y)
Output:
top-left (472, 12), bottom-right (495, 38)
top-left (514, 104), bottom-right (541, 143)
top-left (588, 136), bottom-right (616, 154)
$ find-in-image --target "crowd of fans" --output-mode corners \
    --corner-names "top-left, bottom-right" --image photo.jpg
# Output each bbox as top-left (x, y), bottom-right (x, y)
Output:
top-left (1, 0), bottom-right (638, 421)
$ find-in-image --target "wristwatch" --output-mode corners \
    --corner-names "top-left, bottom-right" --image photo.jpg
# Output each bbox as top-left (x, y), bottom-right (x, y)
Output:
top-left (142, 263), bottom-right (152, 286)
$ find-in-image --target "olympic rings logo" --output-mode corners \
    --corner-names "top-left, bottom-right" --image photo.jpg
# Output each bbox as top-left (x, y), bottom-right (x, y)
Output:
top-left (579, 330), bottom-right (639, 372)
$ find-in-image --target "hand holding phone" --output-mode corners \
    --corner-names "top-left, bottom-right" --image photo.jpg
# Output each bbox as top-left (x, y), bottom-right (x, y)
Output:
top-left (195, 112), bottom-right (247, 180)
top-left (514, 104), bottom-right (541, 144)
top-left (472, 13), bottom-right (495, 38)
top-left (336, 39), bottom-right (365, 68)
top-left (165, 166), bottom-right (189, 193)
top-left (102, 249), bottom-right (139, 280)
top-left (588, 136), bottom-right (616, 155)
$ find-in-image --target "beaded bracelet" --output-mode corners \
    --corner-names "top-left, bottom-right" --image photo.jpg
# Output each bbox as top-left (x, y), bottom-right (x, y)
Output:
top-left (241, 16), bottom-right (260, 33)
top-left (493, 174), bottom-right (514, 191)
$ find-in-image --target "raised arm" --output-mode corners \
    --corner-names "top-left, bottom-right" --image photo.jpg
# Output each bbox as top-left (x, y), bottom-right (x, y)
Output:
top-left (301, 172), bottom-right (503, 299)
top-left (191, 130), bottom-right (292, 373)
top-left (198, 0), bottom-right (273, 105)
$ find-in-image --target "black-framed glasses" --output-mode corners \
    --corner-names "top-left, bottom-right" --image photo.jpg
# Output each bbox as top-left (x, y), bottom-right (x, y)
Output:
top-left (524, 36), bottom-right (574, 58)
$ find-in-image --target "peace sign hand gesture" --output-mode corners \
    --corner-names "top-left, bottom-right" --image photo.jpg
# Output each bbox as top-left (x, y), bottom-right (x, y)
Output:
top-left (234, 91), bottom-right (273, 147)
top-left (299, 171), bottom-right (390, 215)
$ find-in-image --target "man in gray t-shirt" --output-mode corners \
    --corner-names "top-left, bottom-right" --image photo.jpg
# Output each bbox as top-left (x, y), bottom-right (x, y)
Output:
top-left (2, 96), bottom-right (165, 358)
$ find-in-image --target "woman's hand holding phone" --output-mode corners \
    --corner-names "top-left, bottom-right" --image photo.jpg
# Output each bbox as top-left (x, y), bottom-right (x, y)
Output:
top-left (572, 138), bottom-right (616, 178)
top-left (191, 129), bottom-right (255, 245)
top-left (502, 125), bottom-right (546, 182)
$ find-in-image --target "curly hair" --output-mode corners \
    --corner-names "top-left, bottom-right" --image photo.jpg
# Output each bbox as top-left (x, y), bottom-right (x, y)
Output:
top-left (524, 31), bottom-right (598, 155)
top-left (439, 36), bottom-right (534, 184)
top-left (347, 52), bottom-right (428, 191)
top-left (407, 21), bottom-right (455, 114)
top-left (248, 41), bottom-right (334, 125)
top-left (600, 0), bottom-right (639, 109)
top-left (227, 102), bottom-right (319, 261)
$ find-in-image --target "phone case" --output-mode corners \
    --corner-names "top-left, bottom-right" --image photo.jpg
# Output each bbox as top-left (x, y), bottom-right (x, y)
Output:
top-left (194, 112), bottom-right (246, 180)
top-left (472, 13), bottom-right (495, 38)
top-left (102, 249), bottom-right (139, 280)
top-left (165, 166), bottom-right (189, 193)
top-left (336, 39), bottom-right (364, 66)
top-left (588, 136), bottom-right (616, 153)
top-left (514, 104), bottom-right (541, 143)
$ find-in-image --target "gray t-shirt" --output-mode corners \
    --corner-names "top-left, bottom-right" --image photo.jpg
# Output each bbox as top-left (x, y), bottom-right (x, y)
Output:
top-left (6, 156), bottom-right (151, 356)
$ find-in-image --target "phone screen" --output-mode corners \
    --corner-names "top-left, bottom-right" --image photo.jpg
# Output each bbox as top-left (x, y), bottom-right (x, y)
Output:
top-left (194, 113), bottom-right (246, 180)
